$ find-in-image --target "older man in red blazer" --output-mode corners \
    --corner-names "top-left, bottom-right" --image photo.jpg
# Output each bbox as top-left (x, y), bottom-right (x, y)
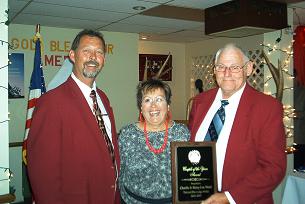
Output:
top-left (189, 44), bottom-right (286, 204)
top-left (27, 29), bottom-right (120, 204)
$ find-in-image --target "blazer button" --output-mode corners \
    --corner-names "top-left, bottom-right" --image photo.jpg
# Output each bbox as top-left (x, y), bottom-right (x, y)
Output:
top-left (111, 185), bottom-right (115, 189)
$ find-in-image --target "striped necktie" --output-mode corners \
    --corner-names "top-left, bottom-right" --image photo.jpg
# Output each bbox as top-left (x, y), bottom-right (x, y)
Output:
top-left (205, 100), bottom-right (229, 141)
top-left (90, 90), bottom-right (118, 186)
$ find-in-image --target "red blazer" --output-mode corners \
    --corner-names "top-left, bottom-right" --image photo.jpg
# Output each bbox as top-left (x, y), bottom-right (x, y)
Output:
top-left (189, 84), bottom-right (286, 204)
top-left (27, 77), bottom-right (120, 204)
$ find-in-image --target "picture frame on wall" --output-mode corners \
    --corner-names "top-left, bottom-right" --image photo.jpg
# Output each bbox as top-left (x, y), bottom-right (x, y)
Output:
top-left (8, 53), bottom-right (25, 99)
top-left (139, 54), bottom-right (172, 81)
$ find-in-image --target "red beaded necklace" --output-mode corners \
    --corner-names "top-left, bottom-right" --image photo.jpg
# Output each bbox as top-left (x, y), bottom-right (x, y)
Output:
top-left (144, 119), bottom-right (169, 154)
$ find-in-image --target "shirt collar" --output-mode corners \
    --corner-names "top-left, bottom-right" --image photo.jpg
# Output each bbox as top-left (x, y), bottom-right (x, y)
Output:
top-left (215, 83), bottom-right (246, 104)
top-left (71, 72), bottom-right (96, 97)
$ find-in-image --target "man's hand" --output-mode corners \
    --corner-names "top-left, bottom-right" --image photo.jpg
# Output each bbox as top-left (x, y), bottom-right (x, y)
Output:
top-left (201, 193), bottom-right (230, 204)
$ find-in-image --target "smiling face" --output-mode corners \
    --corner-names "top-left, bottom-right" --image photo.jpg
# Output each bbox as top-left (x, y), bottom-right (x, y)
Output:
top-left (214, 47), bottom-right (253, 99)
top-left (141, 88), bottom-right (169, 131)
top-left (69, 35), bottom-right (105, 87)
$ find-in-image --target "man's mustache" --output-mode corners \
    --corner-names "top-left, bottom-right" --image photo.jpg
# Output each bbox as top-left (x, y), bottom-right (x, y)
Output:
top-left (84, 60), bottom-right (99, 67)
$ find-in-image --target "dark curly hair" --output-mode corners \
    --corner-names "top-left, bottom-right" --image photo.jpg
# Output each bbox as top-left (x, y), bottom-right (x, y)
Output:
top-left (136, 79), bottom-right (172, 110)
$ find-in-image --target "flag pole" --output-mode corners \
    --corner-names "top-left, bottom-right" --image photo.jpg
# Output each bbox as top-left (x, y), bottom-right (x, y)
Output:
top-left (23, 24), bottom-right (46, 203)
top-left (23, 24), bottom-right (46, 165)
top-left (36, 24), bottom-right (40, 34)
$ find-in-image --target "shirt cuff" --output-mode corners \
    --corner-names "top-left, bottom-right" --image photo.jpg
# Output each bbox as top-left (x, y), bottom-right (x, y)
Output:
top-left (225, 191), bottom-right (236, 204)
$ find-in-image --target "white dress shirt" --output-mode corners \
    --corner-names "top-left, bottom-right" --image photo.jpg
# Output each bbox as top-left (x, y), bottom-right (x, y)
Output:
top-left (195, 83), bottom-right (246, 204)
top-left (71, 73), bottom-right (113, 143)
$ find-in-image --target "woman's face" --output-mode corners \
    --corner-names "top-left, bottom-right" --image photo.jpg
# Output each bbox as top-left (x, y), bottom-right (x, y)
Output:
top-left (141, 88), bottom-right (169, 130)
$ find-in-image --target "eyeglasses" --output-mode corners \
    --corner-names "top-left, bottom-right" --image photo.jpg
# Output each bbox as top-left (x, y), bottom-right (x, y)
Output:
top-left (142, 96), bottom-right (166, 106)
top-left (214, 62), bottom-right (249, 73)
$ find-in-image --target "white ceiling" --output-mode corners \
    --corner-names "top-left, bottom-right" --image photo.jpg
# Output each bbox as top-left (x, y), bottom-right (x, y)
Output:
top-left (8, 0), bottom-right (305, 43)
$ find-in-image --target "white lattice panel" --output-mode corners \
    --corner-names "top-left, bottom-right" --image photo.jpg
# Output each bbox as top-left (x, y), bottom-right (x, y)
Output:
top-left (247, 49), bottom-right (264, 92)
top-left (190, 55), bottom-right (215, 97)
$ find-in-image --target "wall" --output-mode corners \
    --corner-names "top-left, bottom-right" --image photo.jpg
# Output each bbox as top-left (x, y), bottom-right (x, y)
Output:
top-left (139, 41), bottom-right (186, 120)
top-left (8, 24), bottom-right (139, 202)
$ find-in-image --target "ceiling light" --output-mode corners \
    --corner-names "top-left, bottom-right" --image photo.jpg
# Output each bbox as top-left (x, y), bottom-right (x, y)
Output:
top-left (133, 6), bottom-right (146, 11)
top-left (141, 36), bottom-right (148, 40)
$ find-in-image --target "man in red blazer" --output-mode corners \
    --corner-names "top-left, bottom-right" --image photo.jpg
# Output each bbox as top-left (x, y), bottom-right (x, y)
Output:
top-left (27, 29), bottom-right (120, 204)
top-left (189, 44), bottom-right (286, 204)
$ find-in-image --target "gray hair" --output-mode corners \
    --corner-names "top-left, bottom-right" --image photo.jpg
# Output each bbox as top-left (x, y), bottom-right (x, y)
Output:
top-left (214, 43), bottom-right (249, 64)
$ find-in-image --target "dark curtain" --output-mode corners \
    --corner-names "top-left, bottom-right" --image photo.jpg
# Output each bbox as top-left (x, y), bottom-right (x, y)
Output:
top-left (294, 26), bottom-right (305, 86)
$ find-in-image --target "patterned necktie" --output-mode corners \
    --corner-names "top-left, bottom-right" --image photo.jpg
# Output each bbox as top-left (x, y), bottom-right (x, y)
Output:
top-left (90, 90), bottom-right (118, 184)
top-left (205, 100), bottom-right (229, 141)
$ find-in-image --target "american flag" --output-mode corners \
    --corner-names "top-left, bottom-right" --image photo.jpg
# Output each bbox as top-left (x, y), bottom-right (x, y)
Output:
top-left (22, 29), bottom-right (46, 165)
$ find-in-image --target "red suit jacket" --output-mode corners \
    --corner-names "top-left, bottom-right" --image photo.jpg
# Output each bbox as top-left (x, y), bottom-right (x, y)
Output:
top-left (188, 84), bottom-right (286, 204)
top-left (27, 77), bottom-right (120, 204)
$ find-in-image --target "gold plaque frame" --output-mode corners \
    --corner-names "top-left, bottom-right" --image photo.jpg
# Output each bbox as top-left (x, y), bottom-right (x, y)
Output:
top-left (171, 142), bottom-right (217, 204)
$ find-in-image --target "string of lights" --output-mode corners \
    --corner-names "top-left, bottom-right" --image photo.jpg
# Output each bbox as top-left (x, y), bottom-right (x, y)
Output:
top-left (0, 64), bottom-right (8, 70)
top-left (0, 7), bottom-right (12, 190)
top-left (0, 167), bottom-right (13, 182)
top-left (0, 85), bottom-right (8, 90)
top-left (260, 43), bottom-right (294, 56)
top-left (0, 119), bottom-right (9, 124)
top-left (260, 33), bottom-right (296, 155)
top-left (283, 87), bottom-right (294, 91)
top-left (261, 41), bottom-right (294, 86)
top-left (0, 9), bottom-right (8, 25)
top-left (0, 39), bottom-right (14, 50)
top-left (267, 89), bottom-right (294, 96)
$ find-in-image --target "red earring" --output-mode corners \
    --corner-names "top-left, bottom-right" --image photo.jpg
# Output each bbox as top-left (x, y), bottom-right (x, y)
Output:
top-left (167, 111), bottom-right (172, 121)
top-left (139, 112), bottom-right (144, 122)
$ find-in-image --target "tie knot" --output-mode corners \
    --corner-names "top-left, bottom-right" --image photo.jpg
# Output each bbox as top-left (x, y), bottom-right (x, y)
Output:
top-left (221, 100), bottom-right (229, 107)
top-left (90, 90), bottom-right (96, 99)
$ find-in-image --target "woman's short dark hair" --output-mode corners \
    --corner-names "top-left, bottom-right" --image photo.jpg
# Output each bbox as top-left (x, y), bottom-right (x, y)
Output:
top-left (136, 79), bottom-right (172, 110)
top-left (195, 79), bottom-right (203, 93)
top-left (71, 29), bottom-right (106, 53)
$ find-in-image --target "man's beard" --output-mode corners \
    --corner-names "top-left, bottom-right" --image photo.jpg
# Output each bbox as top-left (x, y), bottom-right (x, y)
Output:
top-left (83, 68), bottom-right (100, 78)
top-left (82, 60), bottom-right (101, 78)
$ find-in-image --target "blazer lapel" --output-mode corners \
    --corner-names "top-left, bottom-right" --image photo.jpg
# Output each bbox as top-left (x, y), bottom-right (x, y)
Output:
top-left (222, 84), bottom-right (253, 186)
top-left (191, 89), bottom-right (217, 140)
top-left (65, 77), bottom-right (108, 152)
